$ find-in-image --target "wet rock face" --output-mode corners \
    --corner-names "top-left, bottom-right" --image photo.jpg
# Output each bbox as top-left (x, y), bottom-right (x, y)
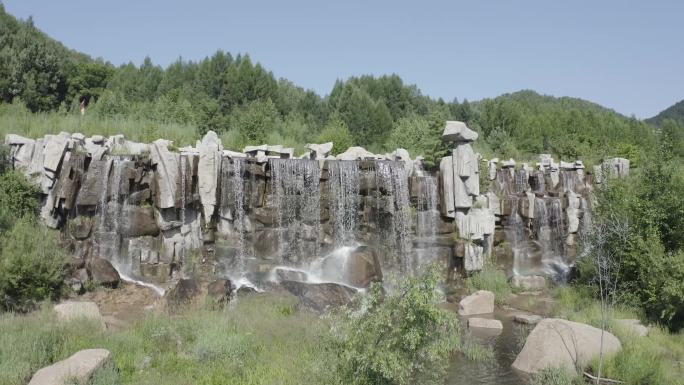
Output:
top-left (280, 280), bottom-right (357, 313)
top-left (87, 258), bottom-right (120, 288)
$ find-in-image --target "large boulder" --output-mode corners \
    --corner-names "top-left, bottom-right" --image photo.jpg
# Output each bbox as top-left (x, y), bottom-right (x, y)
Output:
top-left (165, 278), bottom-right (201, 308)
top-left (28, 349), bottom-right (112, 385)
top-left (442, 121), bottom-right (478, 142)
top-left (87, 258), bottom-right (120, 288)
top-left (206, 278), bottom-right (233, 307)
top-left (53, 301), bottom-right (105, 329)
top-left (512, 318), bottom-right (622, 374)
top-left (280, 280), bottom-right (357, 312)
top-left (458, 290), bottom-right (495, 315)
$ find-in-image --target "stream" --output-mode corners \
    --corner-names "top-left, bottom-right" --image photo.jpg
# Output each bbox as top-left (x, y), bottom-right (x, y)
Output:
top-left (447, 307), bottom-right (534, 385)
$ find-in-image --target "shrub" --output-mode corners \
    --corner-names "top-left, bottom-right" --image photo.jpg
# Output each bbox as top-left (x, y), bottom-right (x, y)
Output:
top-left (335, 268), bottom-right (459, 385)
top-left (0, 170), bottom-right (40, 224)
top-left (317, 114), bottom-right (353, 155)
top-left (0, 217), bottom-right (67, 312)
top-left (467, 268), bottom-right (511, 305)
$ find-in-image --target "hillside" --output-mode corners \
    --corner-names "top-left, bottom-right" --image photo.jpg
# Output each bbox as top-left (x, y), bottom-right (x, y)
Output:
top-left (647, 99), bottom-right (684, 126)
top-left (0, 5), bottom-right (658, 166)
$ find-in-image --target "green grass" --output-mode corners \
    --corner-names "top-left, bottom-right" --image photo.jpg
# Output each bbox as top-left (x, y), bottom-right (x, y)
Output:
top-left (0, 293), bottom-right (339, 385)
top-left (551, 286), bottom-right (684, 385)
top-left (466, 268), bottom-right (512, 305)
top-left (0, 103), bottom-right (200, 147)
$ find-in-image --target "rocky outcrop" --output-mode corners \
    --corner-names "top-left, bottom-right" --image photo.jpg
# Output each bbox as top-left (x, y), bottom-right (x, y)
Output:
top-left (442, 120), bottom-right (479, 142)
top-left (150, 139), bottom-right (180, 209)
top-left (458, 290), bottom-right (495, 315)
top-left (512, 318), bottom-right (622, 374)
top-left (28, 349), bottom-right (112, 385)
top-left (198, 131), bottom-right (222, 220)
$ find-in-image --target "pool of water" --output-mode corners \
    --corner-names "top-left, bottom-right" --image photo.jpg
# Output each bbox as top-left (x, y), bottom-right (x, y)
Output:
top-left (446, 307), bottom-right (534, 385)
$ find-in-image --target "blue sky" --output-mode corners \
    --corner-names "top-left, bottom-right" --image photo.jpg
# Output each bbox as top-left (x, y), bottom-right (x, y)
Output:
top-left (5, 0), bottom-right (683, 118)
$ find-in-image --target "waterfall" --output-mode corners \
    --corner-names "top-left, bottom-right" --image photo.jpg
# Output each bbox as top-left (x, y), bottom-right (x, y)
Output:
top-left (505, 196), bottom-right (530, 275)
top-left (374, 161), bottom-right (412, 272)
top-left (179, 155), bottom-right (187, 224)
top-left (232, 157), bottom-right (247, 274)
top-left (269, 159), bottom-right (321, 265)
top-left (514, 168), bottom-right (528, 194)
top-left (416, 175), bottom-right (439, 238)
top-left (327, 160), bottom-right (360, 247)
top-left (97, 159), bottom-right (113, 258)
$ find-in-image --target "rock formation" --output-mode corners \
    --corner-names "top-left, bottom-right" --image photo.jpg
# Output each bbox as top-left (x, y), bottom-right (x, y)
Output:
top-left (5, 125), bottom-right (622, 289)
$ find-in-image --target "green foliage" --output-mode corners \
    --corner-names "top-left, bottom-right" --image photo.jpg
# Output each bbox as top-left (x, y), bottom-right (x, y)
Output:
top-left (529, 367), bottom-right (582, 385)
top-left (228, 98), bottom-right (279, 144)
top-left (335, 268), bottom-right (459, 385)
top-left (384, 114), bottom-right (430, 156)
top-left (0, 143), bottom-right (9, 175)
top-left (0, 216), bottom-right (67, 312)
top-left (552, 287), bottom-right (684, 385)
top-left (0, 169), bottom-right (39, 227)
top-left (647, 99), bottom-right (684, 127)
top-left (578, 134), bottom-right (684, 330)
top-left (593, 326), bottom-right (684, 385)
top-left (467, 268), bottom-right (511, 306)
top-left (317, 114), bottom-right (353, 155)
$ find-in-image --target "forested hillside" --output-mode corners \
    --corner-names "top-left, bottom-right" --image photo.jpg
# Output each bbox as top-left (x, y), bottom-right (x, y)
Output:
top-left (647, 99), bottom-right (684, 126)
top-left (0, 5), bottom-right (662, 166)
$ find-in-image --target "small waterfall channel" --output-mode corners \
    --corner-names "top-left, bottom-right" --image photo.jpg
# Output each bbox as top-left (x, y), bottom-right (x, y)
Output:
top-left (96, 156), bottom-right (165, 295)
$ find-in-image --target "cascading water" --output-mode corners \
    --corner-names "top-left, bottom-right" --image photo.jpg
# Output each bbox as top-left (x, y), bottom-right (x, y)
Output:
top-left (327, 160), bottom-right (360, 247)
top-left (269, 159), bottom-right (321, 265)
top-left (374, 161), bottom-right (412, 273)
top-left (232, 157), bottom-right (247, 274)
top-left (416, 175), bottom-right (439, 238)
top-left (514, 169), bottom-right (528, 194)
top-left (97, 157), bottom-right (165, 295)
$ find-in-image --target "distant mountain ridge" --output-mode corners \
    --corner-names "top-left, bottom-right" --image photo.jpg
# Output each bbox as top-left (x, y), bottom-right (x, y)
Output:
top-left (647, 100), bottom-right (684, 126)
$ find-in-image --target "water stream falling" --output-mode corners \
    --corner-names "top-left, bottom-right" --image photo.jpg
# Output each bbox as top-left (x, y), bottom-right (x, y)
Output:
top-left (97, 157), bottom-right (165, 295)
top-left (232, 157), bottom-right (247, 274)
top-left (327, 160), bottom-right (360, 247)
top-left (374, 161), bottom-right (412, 273)
top-left (269, 159), bottom-right (321, 265)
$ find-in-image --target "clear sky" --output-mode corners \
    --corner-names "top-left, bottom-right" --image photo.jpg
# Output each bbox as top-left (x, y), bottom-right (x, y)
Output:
top-left (4, 0), bottom-right (683, 118)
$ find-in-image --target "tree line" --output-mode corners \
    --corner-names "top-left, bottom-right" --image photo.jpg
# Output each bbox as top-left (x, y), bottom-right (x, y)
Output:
top-left (0, 4), bottom-right (677, 169)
